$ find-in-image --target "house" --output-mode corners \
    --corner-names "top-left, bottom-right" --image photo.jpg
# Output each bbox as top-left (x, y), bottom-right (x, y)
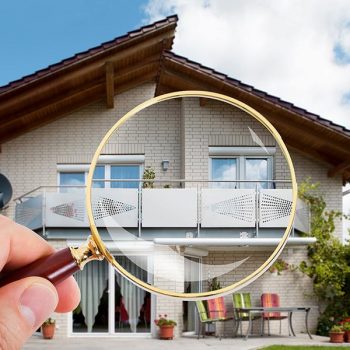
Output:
top-left (1, 15), bottom-right (349, 339)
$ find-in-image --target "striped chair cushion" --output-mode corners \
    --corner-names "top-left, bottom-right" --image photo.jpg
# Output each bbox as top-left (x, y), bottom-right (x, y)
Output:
top-left (232, 293), bottom-right (252, 318)
top-left (261, 293), bottom-right (281, 318)
top-left (196, 300), bottom-right (209, 322)
top-left (207, 297), bottom-right (226, 319)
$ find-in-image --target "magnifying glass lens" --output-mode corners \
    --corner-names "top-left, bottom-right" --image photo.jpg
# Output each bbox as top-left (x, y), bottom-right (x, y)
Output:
top-left (87, 92), bottom-right (297, 300)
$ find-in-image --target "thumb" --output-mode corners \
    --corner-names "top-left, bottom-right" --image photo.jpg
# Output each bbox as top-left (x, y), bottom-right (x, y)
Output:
top-left (0, 277), bottom-right (58, 350)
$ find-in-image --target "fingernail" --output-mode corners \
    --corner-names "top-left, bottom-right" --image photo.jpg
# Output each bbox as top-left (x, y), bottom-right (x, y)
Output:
top-left (19, 283), bottom-right (58, 328)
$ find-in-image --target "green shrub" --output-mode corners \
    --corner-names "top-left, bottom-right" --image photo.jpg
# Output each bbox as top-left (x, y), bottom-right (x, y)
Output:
top-left (297, 179), bottom-right (350, 335)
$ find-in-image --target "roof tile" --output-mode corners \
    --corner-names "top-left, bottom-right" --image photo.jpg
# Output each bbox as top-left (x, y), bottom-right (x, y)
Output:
top-left (164, 51), bottom-right (350, 136)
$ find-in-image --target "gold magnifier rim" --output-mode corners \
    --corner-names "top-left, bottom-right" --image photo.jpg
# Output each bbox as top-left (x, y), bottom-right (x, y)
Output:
top-left (86, 90), bottom-right (297, 300)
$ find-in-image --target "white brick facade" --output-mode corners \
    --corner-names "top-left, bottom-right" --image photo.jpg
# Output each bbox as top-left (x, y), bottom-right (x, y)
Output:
top-left (0, 84), bottom-right (343, 338)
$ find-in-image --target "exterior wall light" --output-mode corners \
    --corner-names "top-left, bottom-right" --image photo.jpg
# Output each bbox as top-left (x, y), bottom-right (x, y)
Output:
top-left (161, 160), bottom-right (170, 171)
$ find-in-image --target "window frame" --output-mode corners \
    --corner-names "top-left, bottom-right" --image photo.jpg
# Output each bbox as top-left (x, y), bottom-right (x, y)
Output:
top-left (57, 157), bottom-right (144, 190)
top-left (209, 148), bottom-right (274, 189)
top-left (209, 156), bottom-right (239, 188)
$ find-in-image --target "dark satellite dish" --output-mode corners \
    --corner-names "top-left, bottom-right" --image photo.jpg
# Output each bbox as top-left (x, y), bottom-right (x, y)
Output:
top-left (0, 174), bottom-right (13, 210)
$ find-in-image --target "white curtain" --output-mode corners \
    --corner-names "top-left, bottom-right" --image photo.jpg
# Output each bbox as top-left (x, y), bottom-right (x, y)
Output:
top-left (75, 260), bottom-right (108, 332)
top-left (115, 256), bottom-right (147, 333)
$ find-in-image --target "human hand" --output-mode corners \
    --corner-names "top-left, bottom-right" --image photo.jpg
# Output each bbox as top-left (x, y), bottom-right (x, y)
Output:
top-left (0, 216), bottom-right (80, 349)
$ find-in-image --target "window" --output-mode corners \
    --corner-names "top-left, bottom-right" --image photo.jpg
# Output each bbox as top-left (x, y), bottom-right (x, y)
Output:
top-left (111, 165), bottom-right (140, 188)
top-left (244, 158), bottom-right (269, 189)
top-left (59, 172), bottom-right (85, 193)
top-left (209, 147), bottom-right (274, 189)
top-left (211, 158), bottom-right (237, 188)
top-left (93, 165), bottom-right (105, 188)
top-left (58, 156), bottom-right (144, 190)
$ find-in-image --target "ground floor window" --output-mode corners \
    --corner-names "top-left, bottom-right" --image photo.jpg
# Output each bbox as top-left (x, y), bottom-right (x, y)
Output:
top-left (72, 256), bottom-right (151, 334)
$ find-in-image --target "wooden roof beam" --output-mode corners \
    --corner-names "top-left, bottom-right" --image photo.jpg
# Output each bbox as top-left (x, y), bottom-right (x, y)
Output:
top-left (0, 34), bottom-right (170, 114)
top-left (0, 72), bottom-right (156, 143)
top-left (0, 58), bottom-right (160, 125)
top-left (105, 62), bottom-right (114, 108)
top-left (328, 159), bottom-right (350, 178)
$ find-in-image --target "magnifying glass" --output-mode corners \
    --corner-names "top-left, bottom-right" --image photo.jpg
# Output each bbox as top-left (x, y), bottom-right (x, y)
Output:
top-left (0, 91), bottom-right (297, 301)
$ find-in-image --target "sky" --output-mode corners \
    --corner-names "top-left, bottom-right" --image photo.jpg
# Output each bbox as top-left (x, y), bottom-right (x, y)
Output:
top-left (1, 1), bottom-right (349, 129)
top-left (1, 1), bottom-right (350, 227)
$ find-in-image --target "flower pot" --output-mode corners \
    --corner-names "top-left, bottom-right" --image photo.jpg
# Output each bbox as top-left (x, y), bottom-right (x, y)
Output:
top-left (42, 324), bottom-right (55, 339)
top-left (159, 325), bottom-right (175, 340)
top-left (329, 331), bottom-right (344, 343)
top-left (345, 330), bottom-right (350, 342)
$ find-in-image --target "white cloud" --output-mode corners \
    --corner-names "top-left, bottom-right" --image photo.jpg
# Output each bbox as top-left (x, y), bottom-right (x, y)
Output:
top-left (143, 0), bottom-right (350, 128)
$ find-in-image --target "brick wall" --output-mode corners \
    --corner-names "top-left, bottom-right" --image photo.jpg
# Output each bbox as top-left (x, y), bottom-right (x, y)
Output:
top-left (0, 83), bottom-right (160, 218)
top-left (0, 86), bottom-right (344, 338)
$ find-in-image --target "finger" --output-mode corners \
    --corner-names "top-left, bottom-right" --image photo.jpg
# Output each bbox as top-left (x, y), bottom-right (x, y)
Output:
top-left (0, 277), bottom-right (58, 350)
top-left (55, 276), bottom-right (80, 313)
top-left (0, 215), bottom-right (54, 271)
top-left (0, 216), bottom-right (81, 313)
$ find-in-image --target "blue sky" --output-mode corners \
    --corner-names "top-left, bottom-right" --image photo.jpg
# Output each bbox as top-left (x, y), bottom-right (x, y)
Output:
top-left (0, 0), bottom-right (349, 130)
top-left (0, 0), bottom-right (148, 86)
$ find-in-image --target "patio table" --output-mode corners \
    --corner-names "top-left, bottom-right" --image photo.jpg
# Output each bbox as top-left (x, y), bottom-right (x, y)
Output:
top-left (233, 306), bottom-right (312, 340)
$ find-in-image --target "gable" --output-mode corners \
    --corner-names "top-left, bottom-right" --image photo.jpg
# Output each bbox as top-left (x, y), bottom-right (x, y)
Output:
top-left (1, 15), bottom-right (350, 182)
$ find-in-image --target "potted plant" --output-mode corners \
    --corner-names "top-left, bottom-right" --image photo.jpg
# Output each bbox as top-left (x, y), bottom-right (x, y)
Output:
top-left (208, 277), bottom-right (221, 291)
top-left (343, 322), bottom-right (350, 342)
top-left (329, 325), bottom-right (344, 343)
top-left (41, 318), bottom-right (56, 339)
top-left (154, 314), bottom-right (177, 340)
top-left (143, 167), bottom-right (155, 188)
top-left (269, 259), bottom-right (289, 275)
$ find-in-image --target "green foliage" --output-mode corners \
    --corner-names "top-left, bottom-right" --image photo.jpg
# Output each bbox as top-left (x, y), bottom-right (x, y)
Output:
top-left (154, 314), bottom-right (177, 327)
top-left (143, 167), bottom-right (155, 188)
top-left (208, 277), bottom-right (222, 291)
top-left (269, 258), bottom-right (289, 275)
top-left (298, 179), bottom-right (350, 301)
top-left (42, 318), bottom-right (55, 325)
top-left (330, 324), bottom-right (344, 333)
top-left (343, 322), bottom-right (350, 331)
top-left (297, 179), bottom-right (350, 335)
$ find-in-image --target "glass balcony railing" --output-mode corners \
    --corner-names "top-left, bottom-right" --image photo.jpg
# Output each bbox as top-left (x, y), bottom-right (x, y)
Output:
top-left (14, 180), bottom-right (310, 236)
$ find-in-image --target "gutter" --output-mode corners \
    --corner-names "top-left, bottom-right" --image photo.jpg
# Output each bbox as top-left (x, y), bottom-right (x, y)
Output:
top-left (153, 237), bottom-right (316, 246)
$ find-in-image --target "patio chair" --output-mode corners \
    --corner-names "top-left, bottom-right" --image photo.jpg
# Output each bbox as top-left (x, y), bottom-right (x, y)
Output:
top-left (195, 298), bottom-right (232, 340)
top-left (261, 293), bottom-right (288, 336)
top-left (196, 300), bottom-right (212, 339)
top-left (206, 297), bottom-right (233, 339)
top-left (232, 293), bottom-right (261, 337)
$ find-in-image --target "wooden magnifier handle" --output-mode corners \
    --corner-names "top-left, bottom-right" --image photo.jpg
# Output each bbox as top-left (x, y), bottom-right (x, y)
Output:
top-left (0, 237), bottom-right (104, 288)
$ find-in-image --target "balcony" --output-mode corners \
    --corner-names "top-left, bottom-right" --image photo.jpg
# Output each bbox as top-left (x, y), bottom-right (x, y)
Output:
top-left (14, 180), bottom-right (310, 239)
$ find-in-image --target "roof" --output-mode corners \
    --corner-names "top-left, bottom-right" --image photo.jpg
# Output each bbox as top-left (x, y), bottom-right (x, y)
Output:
top-left (159, 51), bottom-right (350, 137)
top-left (0, 15), bottom-right (178, 95)
top-left (1, 15), bottom-right (350, 182)
top-left (156, 51), bottom-right (350, 182)
top-left (0, 15), bottom-right (177, 143)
